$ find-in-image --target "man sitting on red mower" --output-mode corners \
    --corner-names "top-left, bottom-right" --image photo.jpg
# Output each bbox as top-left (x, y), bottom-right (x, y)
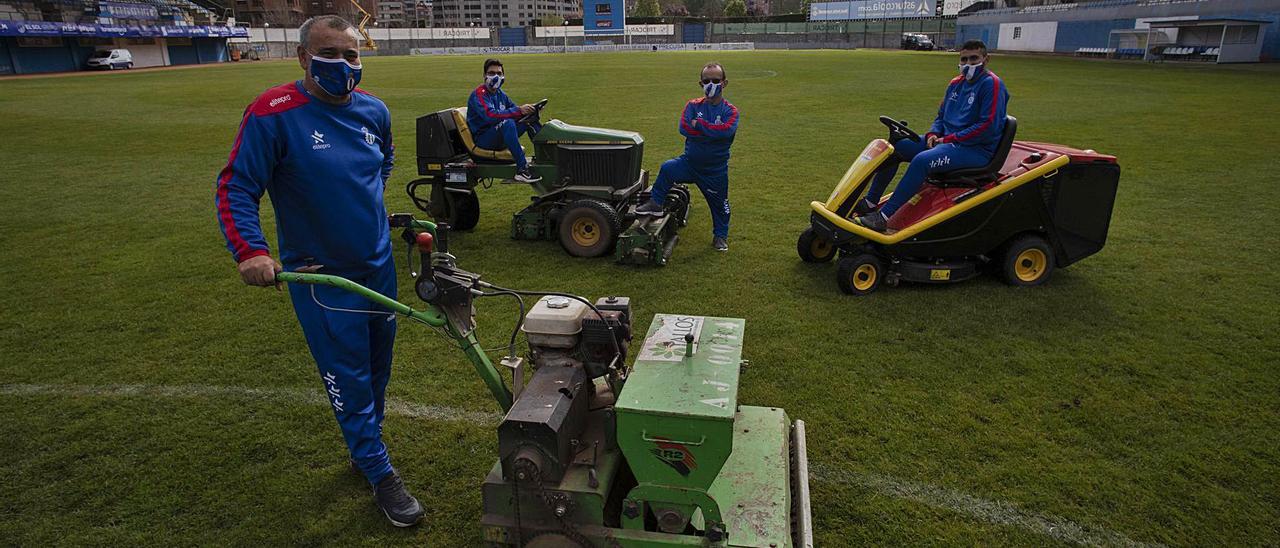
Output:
top-left (854, 39), bottom-right (1010, 232)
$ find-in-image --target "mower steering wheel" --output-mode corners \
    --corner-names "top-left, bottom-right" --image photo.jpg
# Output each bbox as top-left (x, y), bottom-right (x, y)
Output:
top-left (879, 115), bottom-right (921, 143)
top-left (519, 98), bottom-right (549, 124)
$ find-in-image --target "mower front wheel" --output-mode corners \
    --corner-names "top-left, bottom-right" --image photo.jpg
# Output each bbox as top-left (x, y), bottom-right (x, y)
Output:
top-left (1000, 234), bottom-right (1055, 286)
top-left (836, 253), bottom-right (884, 296)
top-left (797, 227), bottom-right (837, 263)
top-left (558, 199), bottom-right (621, 257)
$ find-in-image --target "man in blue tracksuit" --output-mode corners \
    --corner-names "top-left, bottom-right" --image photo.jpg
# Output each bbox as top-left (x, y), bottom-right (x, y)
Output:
top-left (467, 58), bottom-right (542, 183)
top-left (636, 62), bottom-right (739, 252)
top-left (214, 16), bottom-right (424, 528)
top-left (854, 40), bottom-right (1010, 232)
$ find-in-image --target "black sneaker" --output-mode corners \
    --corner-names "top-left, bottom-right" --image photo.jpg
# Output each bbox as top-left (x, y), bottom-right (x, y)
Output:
top-left (853, 198), bottom-right (878, 216)
top-left (712, 237), bottom-right (729, 252)
top-left (349, 458), bottom-right (361, 476)
top-left (635, 199), bottom-right (664, 216)
top-left (373, 470), bottom-right (425, 527)
top-left (514, 169), bottom-right (542, 183)
top-left (853, 211), bottom-right (888, 233)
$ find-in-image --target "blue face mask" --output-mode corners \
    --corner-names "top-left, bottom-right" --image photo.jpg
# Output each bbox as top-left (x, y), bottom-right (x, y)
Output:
top-left (702, 81), bottom-right (723, 98)
top-left (959, 62), bottom-right (985, 81)
top-left (486, 74), bottom-right (505, 90)
top-left (309, 53), bottom-right (361, 97)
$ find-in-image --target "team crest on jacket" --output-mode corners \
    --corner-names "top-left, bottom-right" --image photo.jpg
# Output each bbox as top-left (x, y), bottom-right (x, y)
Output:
top-left (362, 126), bottom-right (376, 145)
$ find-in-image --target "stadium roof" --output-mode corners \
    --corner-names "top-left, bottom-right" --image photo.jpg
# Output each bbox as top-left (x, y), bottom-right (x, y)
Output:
top-left (1146, 18), bottom-right (1271, 28)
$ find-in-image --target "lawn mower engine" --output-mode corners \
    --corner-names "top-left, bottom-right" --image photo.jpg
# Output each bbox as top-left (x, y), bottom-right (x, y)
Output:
top-left (484, 299), bottom-right (813, 547)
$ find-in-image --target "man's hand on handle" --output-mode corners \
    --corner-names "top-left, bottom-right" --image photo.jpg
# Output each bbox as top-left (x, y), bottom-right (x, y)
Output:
top-left (519, 104), bottom-right (536, 115)
top-left (239, 254), bottom-right (283, 290)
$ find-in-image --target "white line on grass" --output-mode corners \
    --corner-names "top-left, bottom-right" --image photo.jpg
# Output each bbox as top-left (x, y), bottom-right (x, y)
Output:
top-left (3, 383), bottom-right (1158, 546)
top-left (0, 383), bottom-right (501, 426)
top-left (810, 463), bottom-right (1162, 547)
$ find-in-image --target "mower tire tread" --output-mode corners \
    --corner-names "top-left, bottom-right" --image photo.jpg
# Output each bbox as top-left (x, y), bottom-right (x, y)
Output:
top-left (448, 190), bottom-right (481, 231)
top-left (558, 199), bottom-right (621, 258)
top-left (1000, 233), bottom-right (1055, 287)
top-left (797, 228), bottom-right (837, 263)
top-left (836, 253), bottom-right (884, 296)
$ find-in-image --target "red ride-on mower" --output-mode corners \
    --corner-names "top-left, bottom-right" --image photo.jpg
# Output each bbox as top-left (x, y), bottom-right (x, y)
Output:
top-left (798, 116), bottom-right (1120, 295)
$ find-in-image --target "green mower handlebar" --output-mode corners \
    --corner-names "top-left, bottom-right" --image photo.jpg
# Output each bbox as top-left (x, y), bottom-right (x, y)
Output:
top-left (275, 269), bottom-right (515, 413)
top-left (275, 271), bottom-right (447, 328)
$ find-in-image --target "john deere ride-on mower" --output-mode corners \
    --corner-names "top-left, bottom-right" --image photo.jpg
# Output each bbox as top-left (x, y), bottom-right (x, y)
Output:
top-left (408, 100), bottom-right (691, 266)
top-left (277, 214), bottom-right (813, 547)
top-left (798, 116), bottom-right (1120, 295)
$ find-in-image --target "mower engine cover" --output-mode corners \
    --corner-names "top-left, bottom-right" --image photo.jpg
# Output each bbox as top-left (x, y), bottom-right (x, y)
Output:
top-left (521, 296), bottom-right (588, 349)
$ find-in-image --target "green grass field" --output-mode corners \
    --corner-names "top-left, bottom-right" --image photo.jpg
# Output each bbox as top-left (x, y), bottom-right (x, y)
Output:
top-left (1, 50), bottom-right (1278, 546)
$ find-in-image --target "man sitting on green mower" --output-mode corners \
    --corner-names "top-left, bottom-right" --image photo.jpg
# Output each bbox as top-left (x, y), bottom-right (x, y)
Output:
top-left (854, 40), bottom-right (1010, 232)
top-left (467, 58), bottom-right (542, 183)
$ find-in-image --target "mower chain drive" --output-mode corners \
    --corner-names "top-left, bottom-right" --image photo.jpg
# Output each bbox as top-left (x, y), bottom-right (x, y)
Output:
top-left (517, 460), bottom-right (596, 548)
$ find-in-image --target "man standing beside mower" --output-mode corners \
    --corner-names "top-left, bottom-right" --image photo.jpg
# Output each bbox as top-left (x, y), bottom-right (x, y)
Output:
top-left (214, 15), bottom-right (425, 528)
top-left (468, 58), bottom-right (542, 183)
top-left (854, 39), bottom-right (1010, 232)
top-left (637, 62), bottom-right (739, 252)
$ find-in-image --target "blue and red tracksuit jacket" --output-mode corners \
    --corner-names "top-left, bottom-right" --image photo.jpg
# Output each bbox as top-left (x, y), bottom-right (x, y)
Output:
top-left (678, 97), bottom-right (739, 180)
top-left (215, 81), bottom-right (395, 277)
top-left (927, 70), bottom-right (1010, 156)
top-left (467, 85), bottom-right (523, 135)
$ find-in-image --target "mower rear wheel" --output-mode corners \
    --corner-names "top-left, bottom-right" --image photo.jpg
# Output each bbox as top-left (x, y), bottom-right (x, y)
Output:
top-left (445, 189), bottom-right (480, 231)
top-left (558, 199), bottom-right (620, 257)
top-left (836, 253), bottom-right (884, 296)
top-left (797, 228), bottom-right (837, 263)
top-left (1000, 234), bottom-right (1055, 286)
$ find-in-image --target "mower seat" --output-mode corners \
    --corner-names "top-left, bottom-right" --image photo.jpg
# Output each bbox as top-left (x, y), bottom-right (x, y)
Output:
top-left (449, 108), bottom-right (523, 163)
top-left (930, 116), bottom-right (1017, 187)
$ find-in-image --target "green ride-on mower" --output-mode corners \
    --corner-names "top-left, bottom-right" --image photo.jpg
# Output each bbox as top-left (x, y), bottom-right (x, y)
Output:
top-left (407, 99), bottom-right (691, 266)
top-left (798, 115), bottom-right (1120, 295)
top-left (277, 214), bottom-right (813, 547)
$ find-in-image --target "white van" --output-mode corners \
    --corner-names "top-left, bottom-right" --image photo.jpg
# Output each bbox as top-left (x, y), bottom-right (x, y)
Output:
top-left (86, 49), bottom-right (133, 70)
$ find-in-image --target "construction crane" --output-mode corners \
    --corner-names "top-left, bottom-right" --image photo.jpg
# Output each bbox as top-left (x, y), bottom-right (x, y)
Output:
top-left (348, 0), bottom-right (377, 50)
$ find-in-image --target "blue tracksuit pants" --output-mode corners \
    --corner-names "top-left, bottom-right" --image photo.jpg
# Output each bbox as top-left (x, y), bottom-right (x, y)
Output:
top-left (287, 263), bottom-right (398, 485)
top-left (474, 119), bottom-right (541, 170)
top-left (865, 136), bottom-right (992, 217)
top-left (650, 157), bottom-right (731, 239)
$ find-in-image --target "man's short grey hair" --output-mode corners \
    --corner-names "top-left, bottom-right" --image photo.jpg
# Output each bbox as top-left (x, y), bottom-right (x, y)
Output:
top-left (299, 15), bottom-right (353, 49)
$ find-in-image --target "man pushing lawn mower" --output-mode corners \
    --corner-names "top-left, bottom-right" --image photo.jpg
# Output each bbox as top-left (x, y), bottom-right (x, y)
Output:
top-left (467, 58), bottom-right (543, 183)
top-left (854, 40), bottom-right (1010, 233)
top-left (214, 15), bottom-right (424, 528)
top-left (636, 62), bottom-right (739, 252)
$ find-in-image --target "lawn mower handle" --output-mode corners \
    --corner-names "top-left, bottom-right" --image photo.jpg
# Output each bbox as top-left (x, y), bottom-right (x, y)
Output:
top-left (274, 271), bottom-right (447, 328)
top-left (275, 269), bottom-right (516, 413)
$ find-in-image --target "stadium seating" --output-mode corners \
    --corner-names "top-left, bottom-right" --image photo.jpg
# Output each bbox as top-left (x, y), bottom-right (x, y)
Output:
top-left (1149, 45), bottom-right (1219, 62)
top-left (1074, 47), bottom-right (1117, 58)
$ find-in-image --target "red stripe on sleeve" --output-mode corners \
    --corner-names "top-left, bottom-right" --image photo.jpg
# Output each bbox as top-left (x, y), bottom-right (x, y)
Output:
top-left (477, 86), bottom-right (522, 119)
top-left (680, 101), bottom-right (703, 135)
top-left (215, 109), bottom-right (266, 262)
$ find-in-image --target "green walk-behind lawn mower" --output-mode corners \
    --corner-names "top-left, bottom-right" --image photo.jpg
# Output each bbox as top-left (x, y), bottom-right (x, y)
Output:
top-left (798, 115), bottom-right (1120, 295)
top-left (277, 214), bottom-right (813, 547)
top-left (407, 100), bottom-right (691, 266)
